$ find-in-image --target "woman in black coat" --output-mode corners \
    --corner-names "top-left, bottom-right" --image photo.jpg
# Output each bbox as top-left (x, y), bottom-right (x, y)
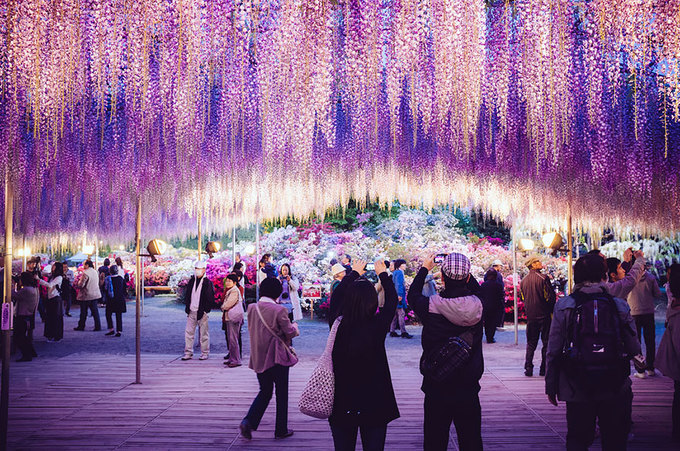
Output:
top-left (104, 265), bottom-right (127, 337)
top-left (328, 259), bottom-right (399, 451)
top-left (479, 269), bottom-right (505, 343)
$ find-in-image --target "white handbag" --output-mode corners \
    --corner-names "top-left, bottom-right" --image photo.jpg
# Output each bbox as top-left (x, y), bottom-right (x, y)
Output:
top-left (298, 317), bottom-right (342, 419)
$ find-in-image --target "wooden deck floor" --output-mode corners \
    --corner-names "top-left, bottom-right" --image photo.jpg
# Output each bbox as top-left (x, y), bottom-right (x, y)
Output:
top-left (7, 344), bottom-right (676, 450)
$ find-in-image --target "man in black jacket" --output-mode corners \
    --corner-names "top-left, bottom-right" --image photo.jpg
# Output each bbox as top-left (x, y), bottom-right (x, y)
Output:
top-left (520, 256), bottom-right (556, 377)
top-left (408, 253), bottom-right (484, 451)
top-left (182, 260), bottom-right (215, 361)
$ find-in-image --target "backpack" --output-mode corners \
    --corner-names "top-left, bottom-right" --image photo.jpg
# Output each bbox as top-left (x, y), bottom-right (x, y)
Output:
top-left (562, 290), bottom-right (630, 395)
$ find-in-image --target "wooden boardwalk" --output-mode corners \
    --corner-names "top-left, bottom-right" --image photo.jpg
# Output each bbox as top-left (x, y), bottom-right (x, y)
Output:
top-left (7, 343), bottom-right (677, 450)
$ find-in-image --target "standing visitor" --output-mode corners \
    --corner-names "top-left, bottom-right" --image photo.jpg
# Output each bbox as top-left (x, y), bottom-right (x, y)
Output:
top-left (115, 256), bottom-right (130, 284)
top-left (479, 269), bottom-right (505, 344)
top-left (278, 263), bottom-right (303, 322)
top-left (408, 253), bottom-right (484, 451)
top-left (545, 253), bottom-right (641, 450)
top-left (233, 262), bottom-right (249, 287)
top-left (181, 260), bottom-right (214, 360)
top-left (389, 259), bottom-right (413, 339)
top-left (520, 256), bottom-right (556, 377)
top-left (104, 265), bottom-right (126, 337)
top-left (341, 254), bottom-right (352, 273)
top-left (232, 252), bottom-right (246, 272)
top-left (62, 262), bottom-right (74, 317)
top-left (13, 272), bottom-right (39, 361)
top-left (257, 256), bottom-right (277, 285)
top-left (656, 263), bottom-right (680, 441)
top-left (38, 262), bottom-right (65, 342)
top-left (98, 258), bottom-right (111, 305)
top-left (222, 273), bottom-right (244, 367)
top-left (327, 259), bottom-right (399, 451)
top-left (74, 260), bottom-right (102, 331)
top-left (240, 277), bottom-right (299, 440)
top-left (626, 263), bottom-right (661, 378)
top-left (590, 249), bottom-right (646, 298)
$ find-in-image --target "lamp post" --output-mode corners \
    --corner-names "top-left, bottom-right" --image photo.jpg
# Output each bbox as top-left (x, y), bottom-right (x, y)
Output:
top-left (255, 219), bottom-right (260, 301)
top-left (566, 205), bottom-right (573, 295)
top-left (135, 198), bottom-right (142, 384)
top-left (1, 174), bottom-right (13, 450)
top-left (511, 226), bottom-right (519, 345)
top-left (197, 212), bottom-right (202, 262)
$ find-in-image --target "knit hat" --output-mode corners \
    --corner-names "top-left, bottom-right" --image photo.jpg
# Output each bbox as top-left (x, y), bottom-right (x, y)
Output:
top-left (331, 263), bottom-right (346, 277)
top-left (194, 260), bottom-right (207, 269)
top-left (525, 256), bottom-right (540, 268)
top-left (441, 253), bottom-right (471, 280)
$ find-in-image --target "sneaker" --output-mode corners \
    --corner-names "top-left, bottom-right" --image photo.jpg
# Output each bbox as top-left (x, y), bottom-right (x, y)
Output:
top-left (181, 354), bottom-right (193, 361)
top-left (389, 332), bottom-right (399, 337)
top-left (199, 354), bottom-right (209, 360)
top-left (275, 430), bottom-right (294, 439)
top-left (105, 330), bottom-right (115, 336)
top-left (645, 369), bottom-right (656, 377)
top-left (401, 332), bottom-right (413, 339)
top-left (115, 332), bottom-right (121, 337)
top-left (239, 420), bottom-right (253, 440)
top-left (633, 371), bottom-right (647, 379)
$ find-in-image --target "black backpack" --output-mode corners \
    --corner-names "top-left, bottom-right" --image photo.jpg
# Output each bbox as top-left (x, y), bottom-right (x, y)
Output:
top-left (562, 290), bottom-right (629, 395)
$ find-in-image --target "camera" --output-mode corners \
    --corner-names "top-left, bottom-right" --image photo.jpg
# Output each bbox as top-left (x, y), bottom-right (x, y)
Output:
top-left (434, 254), bottom-right (448, 264)
top-left (281, 292), bottom-right (290, 300)
top-left (365, 263), bottom-right (375, 271)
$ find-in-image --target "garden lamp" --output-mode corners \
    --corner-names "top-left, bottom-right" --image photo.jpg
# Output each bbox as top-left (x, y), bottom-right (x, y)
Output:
top-left (519, 238), bottom-right (535, 251)
top-left (141, 239), bottom-right (167, 262)
top-left (205, 241), bottom-right (221, 258)
top-left (542, 232), bottom-right (564, 250)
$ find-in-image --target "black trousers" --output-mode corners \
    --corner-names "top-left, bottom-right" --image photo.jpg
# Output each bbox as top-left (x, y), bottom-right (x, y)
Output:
top-left (44, 296), bottom-right (63, 340)
top-left (77, 299), bottom-right (102, 330)
top-left (633, 314), bottom-right (655, 371)
top-left (14, 315), bottom-right (36, 360)
top-left (244, 364), bottom-right (289, 436)
top-left (565, 390), bottom-right (631, 450)
top-left (106, 309), bottom-right (123, 332)
top-left (330, 422), bottom-right (387, 451)
top-left (424, 389), bottom-right (483, 451)
top-left (525, 317), bottom-right (551, 372)
top-left (482, 307), bottom-right (500, 342)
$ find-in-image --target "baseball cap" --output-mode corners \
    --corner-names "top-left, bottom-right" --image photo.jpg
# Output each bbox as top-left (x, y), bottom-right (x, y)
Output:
top-left (441, 253), bottom-right (471, 280)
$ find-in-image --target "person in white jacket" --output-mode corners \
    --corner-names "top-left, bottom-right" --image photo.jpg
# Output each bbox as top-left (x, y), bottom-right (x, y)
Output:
top-left (74, 260), bottom-right (102, 331)
top-left (278, 264), bottom-right (302, 322)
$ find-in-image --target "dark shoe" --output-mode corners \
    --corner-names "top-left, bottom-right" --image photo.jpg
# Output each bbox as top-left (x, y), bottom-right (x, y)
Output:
top-left (539, 368), bottom-right (546, 377)
top-left (224, 354), bottom-right (230, 360)
top-left (115, 332), bottom-right (121, 337)
top-left (65, 313), bottom-right (72, 317)
top-left (93, 328), bottom-right (102, 332)
top-left (17, 356), bottom-right (32, 362)
top-left (74, 327), bottom-right (85, 331)
top-left (389, 332), bottom-right (399, 337)
top-left (524, 369), bottom-right (533, 377)
top-left (239, 420), bottom-right (252, 440)
top-left (31, 350), bottom-right (38, 357)
top-left (275, 430), bottom-right (294, 439)
top-left (105, 330), bottom-right (115, 336)
top-left (487, 339), bottom-right (496, 344)
top-left (401, 332), bottom-right (413, 339)
top-left (225, 362), bottom-right (242, 368)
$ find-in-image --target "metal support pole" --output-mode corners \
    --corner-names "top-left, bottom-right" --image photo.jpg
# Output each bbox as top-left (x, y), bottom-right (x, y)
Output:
top-left (1, 174), bottom-right (14, 450)
top-left (255, 219), bottom-right (260, 301)
top-left (135, 198), bottom-right (142, 384)
top-left (567, 206), bottom-right (573, 295)
top-left (197, 212), bottom-right (202, 261)
top-left (512, 226), bottom-right (519, 345)
top-left (22, 236), bottom-right (26, 271)
top-left (232, 227), bottom-right (236, 266)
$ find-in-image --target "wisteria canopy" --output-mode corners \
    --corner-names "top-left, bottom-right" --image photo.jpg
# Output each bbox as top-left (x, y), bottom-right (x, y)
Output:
top-left (0, 0), bottom-right (679, 242)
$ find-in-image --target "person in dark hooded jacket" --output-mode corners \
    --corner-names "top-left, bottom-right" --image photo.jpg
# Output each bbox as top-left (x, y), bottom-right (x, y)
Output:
top-left (408, 253), bottom-right (484, 451)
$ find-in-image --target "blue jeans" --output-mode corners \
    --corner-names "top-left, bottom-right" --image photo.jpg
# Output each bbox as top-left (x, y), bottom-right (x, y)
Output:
top-left (244, 365), bottom-right (289, 436)
top-left (77, 299), bottom-right (102, 330)
top-left (330, 423), bottom-right (387, 451)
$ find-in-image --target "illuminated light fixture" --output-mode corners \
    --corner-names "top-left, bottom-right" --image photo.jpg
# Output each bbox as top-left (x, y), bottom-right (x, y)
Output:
top-left (82, 244), bottom-right (95, 255)
top-left (519, 238), bottom-right (535, 251)
top-left (118, 245), bottom-right (125, 250)
top-left (16, 247), bottom-right (31, 258)
top-left (542, 232), bottom-right (564, 250)
top-left (142, 239), bottom-right (167, 262)
top-left (205, 241), bottom-right (221, 258)
top-left (244, 244), bottom-right (256, 255)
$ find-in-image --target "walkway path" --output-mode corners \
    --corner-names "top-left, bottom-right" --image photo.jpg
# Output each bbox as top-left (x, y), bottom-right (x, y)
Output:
top-left (6, 296), bottom-right (676, 450)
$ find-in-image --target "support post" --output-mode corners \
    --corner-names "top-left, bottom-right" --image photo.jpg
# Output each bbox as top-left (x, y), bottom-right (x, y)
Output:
top-left (197, 211), bottom-right (202, 261)
top-left (567, 206), bottom-right (573, 295)
top-left (135, 198), bottom-right (142, 384)
top-left (22, 236), bottom-right (26, 271)
top-left (232, 227), bottom-right (236, 266)
top-left (1, 174), bottom-right (13, 450)
top-left (512, 226), bottom-right (519, 346)
top-left (255, 219), bottom-right (260, 301)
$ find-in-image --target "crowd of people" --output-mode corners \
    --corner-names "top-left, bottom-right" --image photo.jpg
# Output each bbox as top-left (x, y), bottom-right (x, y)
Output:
top-left (2, 242), bottom-right (678, 451)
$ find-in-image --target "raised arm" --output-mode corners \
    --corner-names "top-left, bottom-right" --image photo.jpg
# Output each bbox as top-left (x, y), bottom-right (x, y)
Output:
top-left (376, 261), bottom-right (398, 329)
top-left (408, 256), bottom-right (435, 319)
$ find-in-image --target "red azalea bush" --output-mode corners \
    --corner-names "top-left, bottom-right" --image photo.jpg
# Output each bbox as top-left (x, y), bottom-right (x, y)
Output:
top-left (503, 274), bottom-right (525, 322)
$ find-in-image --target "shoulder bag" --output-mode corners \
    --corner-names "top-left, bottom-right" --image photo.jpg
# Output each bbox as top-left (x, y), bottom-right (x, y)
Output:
top-left (299, 317), bottom-right (341, 419)
top-left (420, 328), bottom-right (474, 383)
top-left (255, 304), bottom-right (298, 364)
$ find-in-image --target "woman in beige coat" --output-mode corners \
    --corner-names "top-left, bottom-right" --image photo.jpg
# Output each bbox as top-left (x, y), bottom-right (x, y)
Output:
top-left (222, 274), bottom-right (244, 367)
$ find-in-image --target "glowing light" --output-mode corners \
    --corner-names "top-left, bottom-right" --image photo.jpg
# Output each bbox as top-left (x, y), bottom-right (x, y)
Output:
top-left (519, 239), bottom-right (535, 251)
